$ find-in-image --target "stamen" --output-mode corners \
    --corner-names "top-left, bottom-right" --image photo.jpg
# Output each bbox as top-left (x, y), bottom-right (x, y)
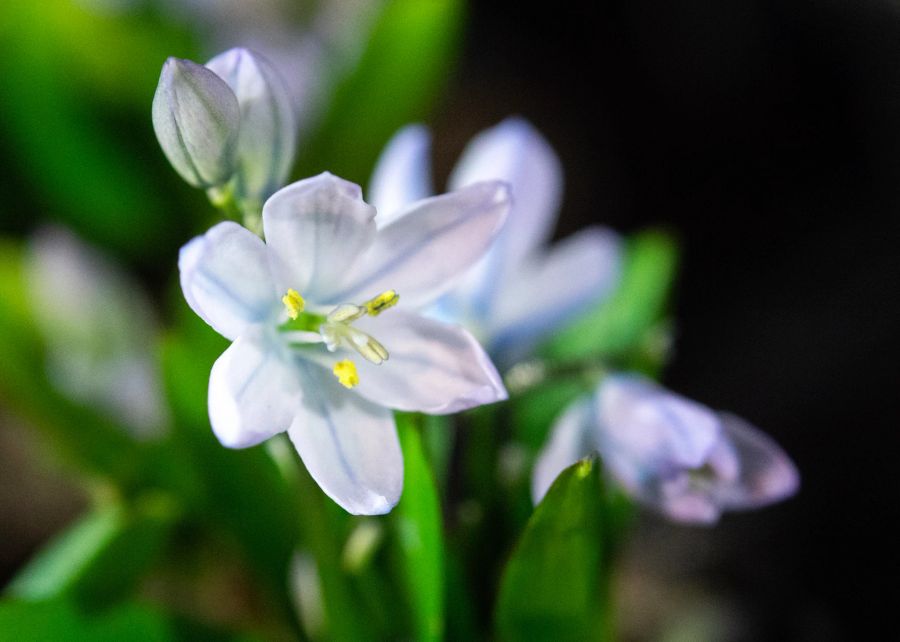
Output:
top-left (333, 359), bottom-right (360, 388)
top-left (327, 303), bottom-right (365, 323)
top-left (282, 289), bottom-right (305, 320)
top-left (364, 290), bottom-right (399, 316)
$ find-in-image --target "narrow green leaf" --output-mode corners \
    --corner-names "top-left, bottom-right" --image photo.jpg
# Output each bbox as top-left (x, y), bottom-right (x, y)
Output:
top-left (159, 315), bottom-right (299, 595)
top-left (392, 413), bottom-right (446, 641)
top-left (7, 497), bottom-right (178, 607)
top-left (0, 599), bottom-right (174, 642)
top-left (542, 230), bottom-right (679, 362)
top-left (496, 458), bottom-right (610, 642)
top-left (295, 0), bottom-right (464, 183)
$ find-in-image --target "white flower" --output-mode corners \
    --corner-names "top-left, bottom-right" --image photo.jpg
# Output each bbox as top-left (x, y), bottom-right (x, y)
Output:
top-left (369, 118), bottom-right (623, 365)
top-left (180, 172), bottom-right (510, 514)
top-left (532, 374), bottom-right (800, 524)
top-left (25, 228), bottom-right (170, 438)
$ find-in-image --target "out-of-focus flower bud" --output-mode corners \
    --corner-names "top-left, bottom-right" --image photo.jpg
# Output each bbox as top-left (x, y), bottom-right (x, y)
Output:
top-left (152, 57), bottom-right (241, 188)
top-left (206, 48), bottom-right (297, 209)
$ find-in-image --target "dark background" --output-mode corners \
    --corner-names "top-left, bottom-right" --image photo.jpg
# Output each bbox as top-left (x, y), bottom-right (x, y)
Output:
top-left (435, 0), bottom-right (899, 639)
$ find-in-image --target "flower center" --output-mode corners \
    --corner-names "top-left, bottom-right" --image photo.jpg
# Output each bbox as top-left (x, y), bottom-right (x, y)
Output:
top-left (280, 289), bottom-right (400, 389)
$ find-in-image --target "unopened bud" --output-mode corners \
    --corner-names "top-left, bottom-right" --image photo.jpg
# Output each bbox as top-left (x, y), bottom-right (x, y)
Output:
top-left (206, 48), bottom-right (297, 208)
top-left (152, 57), bottom-right (240, 188)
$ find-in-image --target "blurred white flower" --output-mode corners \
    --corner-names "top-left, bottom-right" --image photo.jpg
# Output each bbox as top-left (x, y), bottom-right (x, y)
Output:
top-left (180, 172), bottom-right (509, 514)
top-left (370, 118), bottom-right (623, 366)
top-left (532, 374), bottom-right (799, 524)
top-left (153, 48), bottom-right (297, 209)
top-left (25, 228), bottom-right (170, 438)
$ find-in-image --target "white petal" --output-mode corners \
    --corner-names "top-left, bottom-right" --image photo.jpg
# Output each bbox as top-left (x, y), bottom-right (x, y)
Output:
top-left (208, 330), bottom-right (304, 448)
top-left (596, 374), bottom-right (721, 475)
top-left (448, 117), bottom-right (562, 278)
top-left (368, 125), bottom-right (433, 226)
top-left (262, 173), bottom-right (377, 299)
top-left (329, 181), bottom-right (511, 308)
top-left (348, 311), bottom-right (506, 414)
top-left (207, 48), bottom-right (297, 204)
top-left (288, 362), bottom-right (402, 515)
top-left (487, 226), bottom-right (623, 361)
top-left (532, 399), bottom-right (594, 503)
top-left (713, 413), bottom-right (800, 510)
top-left (152, 57), bottom-right (240, 188)
top-left (179, 222), bottom-right (278, 341)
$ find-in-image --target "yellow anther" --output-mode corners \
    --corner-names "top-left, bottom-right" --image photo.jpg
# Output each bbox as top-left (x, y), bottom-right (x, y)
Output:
top-left (364, 290), bottom-right (399, 316)
top-left (282, 289), bottom-right (305, 320)
top-left (333, 359), bottom-right (360, 389)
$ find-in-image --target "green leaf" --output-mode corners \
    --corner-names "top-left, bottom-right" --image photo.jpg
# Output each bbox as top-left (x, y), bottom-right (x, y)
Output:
top-left (0, 1), bottom-right (195, 257)
top-left (7, 497), bottom-right (178, 607)
top-left (0, 599), bottom-right (174, 642)
top-left (295, 0), bottom-right (464, 184)
top-left (159, 313), bottom-right (299, 596)
top-left (511, 378), bottom-right (587, 453)
top-left (496, 458), bottom-right (611, 642)
top-left (392, 414), bottom-right (446, 641)
top-left (542, 230), bottom-right (679, 362)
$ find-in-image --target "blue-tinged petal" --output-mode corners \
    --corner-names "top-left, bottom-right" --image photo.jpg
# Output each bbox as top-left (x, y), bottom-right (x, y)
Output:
top-left (368, 124), bottom-right (433, 226)
top-left (262, 173), bottom-right (377, 300)
top-left (208, 328), bottom-right (304, 448)
top-left (350, 311), bottom-right (506, 414)
top-left (207, 48), bottom-right (297, 205)
top-left (531, 398), bottom-right (595, 503)
top-left (596, 375), bottom-right (722, 480)
top-left (328, 181), bottom-right (511, 308)
top-left (179, 222), bottom-right (278, 341)
top-left (152, 57), bottom-right (240, 188)
top-left (488, 226), bottom-right (622, 364)
top-left (287, 362), bottom-right (402, 515)
top-left (713, 413), bottom-right (800, 510)
top-left (448, 117), bottom-right (563, 289)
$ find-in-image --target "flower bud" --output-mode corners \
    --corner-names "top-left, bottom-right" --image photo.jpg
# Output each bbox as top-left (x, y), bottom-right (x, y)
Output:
top-left (206, 48), bottom-right (297, 208)
top-left (152, 57), bottom-right (241, 188)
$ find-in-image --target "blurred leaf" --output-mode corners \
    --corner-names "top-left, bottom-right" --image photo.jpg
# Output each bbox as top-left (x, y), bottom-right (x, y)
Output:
top-left (495, 458), bottom-right (610, 642)
top-left (542, 230), bottom-right (679, 362)
top-left (7, 497), bottom-right (178, 607)
top-left (0, 598), bottom-right (266, 642)
top-left (296, 0), bottom-right (464, 184)
top-left (511, 378), bottom-right (587, 453)
top-left (159, 312), bottom-right (299, 596)
top-left (392, 414), bottom-right (445, 641)
top-left (0, 599), bottom-right (174, 642)
top-left (0, 2), bottom-right (194, 257)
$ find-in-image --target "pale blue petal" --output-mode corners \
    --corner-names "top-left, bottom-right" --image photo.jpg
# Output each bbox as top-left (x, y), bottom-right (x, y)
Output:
top-left (488, 226), bottom-right (622, 363)
top-left (448, 117), bottom-right (563, 296)
top-left (350, 311), bottom-right (506, 414)
top-left (208, 329), bottom-right (303, 448)
top-left (329, 181), bottom-right (511, 308)
top-left (369, 124), bottom-right (433, 225)
top-left (262, 173), bottom-right (377, 300)
top-left (713, 413), bottom-right (800, 510)
top-left (179, 222), bottom-right (278, 341)
top-left (288, 362), bottom-right (402, 515)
